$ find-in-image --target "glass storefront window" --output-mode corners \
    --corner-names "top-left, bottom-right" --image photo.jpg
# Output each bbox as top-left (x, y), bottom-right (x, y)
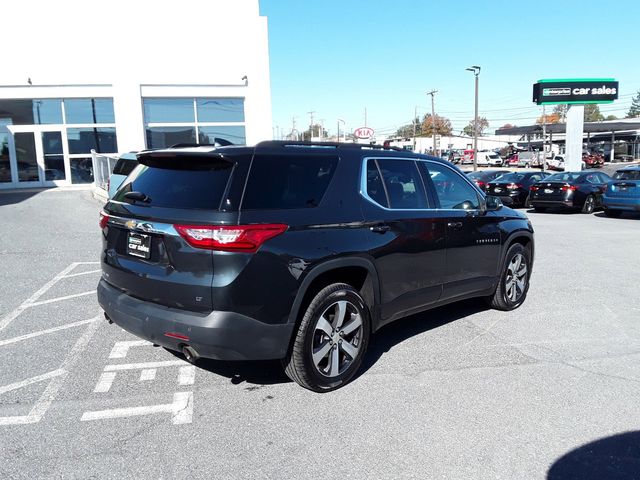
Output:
top-left (198, 126), bottom-right (246, 145)
top-left (196, 98), bottom-right (244, 122)
top-left (14, 132), bottom-right (39, 182)
top-left (67, 128), bottom-right (117, 154)
top-left (70, 157), bottom-right (94, 184)
top-left (65, 99), bottom-right (115, 124)
top-left (143, 98), bottom-right (194, 123)
top-left (0, 129), bottom-right (11, 183)
top-left (0, 99), bottom-right (63, 125)
top-left (146, 127), bottom-right (196, 149)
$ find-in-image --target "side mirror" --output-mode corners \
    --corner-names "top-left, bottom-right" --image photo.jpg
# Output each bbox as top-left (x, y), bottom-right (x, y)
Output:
top-left (485, 195), bottom-right (503, 211)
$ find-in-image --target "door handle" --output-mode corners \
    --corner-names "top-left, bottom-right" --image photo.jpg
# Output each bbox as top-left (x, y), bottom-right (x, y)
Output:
top-left (447, 221), bottom-right (463, 229)
top-left (370, 224), bottom-right (391, 234)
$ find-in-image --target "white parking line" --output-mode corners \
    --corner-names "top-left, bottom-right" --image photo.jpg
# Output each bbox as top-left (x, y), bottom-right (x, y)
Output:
top-left (140, 369), bottom-right (157, 381)
top-left (0, 369), bottom-right (65, 396)
top-left (93, 372), bottom-right (117, 393)
top-left (178, 366), bottom-right (196, 386)
top-left (108, 340), bottom-right (152, 359)
top-left (0, 315), bottom-right (102, 426)
top-left (0, 318), bottom-right (98, 348)
top-left (0, 263), bottom-right (78, 333)
top-left (27, 291), bottom-right (96, 308)
top-left (104, 360), bottom-right (185, 372)
top-left (62, 270), bottom-right (101, 278)
top-left (80, 392), bottom-right (194, 424)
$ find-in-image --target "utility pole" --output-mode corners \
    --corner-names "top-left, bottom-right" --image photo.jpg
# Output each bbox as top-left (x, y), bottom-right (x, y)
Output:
top-left (427, 90), bottom-right (438, 156)
top-left (307, 111), bottom-right (315, 141)
top-left (413, 106), bottom-right (417, 151)
top-left (320, 119), bottom-right (325, 140)
top-left (291, 116), bottom-right (297, 140)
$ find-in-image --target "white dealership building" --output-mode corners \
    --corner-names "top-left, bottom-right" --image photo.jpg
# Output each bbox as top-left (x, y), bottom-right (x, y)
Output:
top-left (0, 0), bottom-right (272, 189)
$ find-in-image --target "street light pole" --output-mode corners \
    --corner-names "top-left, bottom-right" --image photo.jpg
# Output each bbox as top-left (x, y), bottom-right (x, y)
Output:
top-left (337, 118), bottom-right (345, 143)
top-left (466, 65), bottom-right (481, 171)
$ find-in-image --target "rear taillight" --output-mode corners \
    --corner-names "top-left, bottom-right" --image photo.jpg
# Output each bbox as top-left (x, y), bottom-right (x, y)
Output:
top-left (174, 224), bottom-right (288, 252)
top-left (561, 185), bottom-right (577, 192)
top-left (99, 211), bottom-right (109, 229)
top-left (476, 181), bottom-right (485, 188)
top-left (530, 185), bottom-right (539, 191)
top-left (507, 183), bottom-right (523, 190)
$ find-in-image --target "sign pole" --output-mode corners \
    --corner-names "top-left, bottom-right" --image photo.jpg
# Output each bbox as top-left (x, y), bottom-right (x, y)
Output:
top-left (565, 105), bottom-right (585, 171)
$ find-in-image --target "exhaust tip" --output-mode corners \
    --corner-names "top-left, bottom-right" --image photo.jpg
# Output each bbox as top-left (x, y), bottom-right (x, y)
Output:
top-left (182, 345), bottom-right (200, 364)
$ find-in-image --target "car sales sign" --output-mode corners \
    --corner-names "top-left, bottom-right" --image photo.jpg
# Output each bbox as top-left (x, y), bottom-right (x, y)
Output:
top-left (354, 127), bottom-right (374, 139)
top-left (532, 78), bottom-right (618, 105)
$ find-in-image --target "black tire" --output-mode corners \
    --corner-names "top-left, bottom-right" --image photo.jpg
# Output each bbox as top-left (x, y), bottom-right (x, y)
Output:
top-left (604, 208), bottom-right (622, 218)
top-left (524, 195), bottom-right (532, 208)
top-left (533, 206), bottom-right (546, 212)
top-left (282, 283), bottom-right (370, 392)
top-left (488, 243), bottom-right (531, 311)
top-left (581, 195), bottom-right (595, 214)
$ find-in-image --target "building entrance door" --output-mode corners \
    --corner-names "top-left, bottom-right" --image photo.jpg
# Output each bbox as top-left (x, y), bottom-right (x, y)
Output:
top-left (7, 126), bottom-right (69, 187)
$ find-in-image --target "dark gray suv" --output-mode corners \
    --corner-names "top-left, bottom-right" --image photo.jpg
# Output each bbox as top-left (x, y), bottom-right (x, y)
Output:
top-left (98, 141), bottom-right (534, 391)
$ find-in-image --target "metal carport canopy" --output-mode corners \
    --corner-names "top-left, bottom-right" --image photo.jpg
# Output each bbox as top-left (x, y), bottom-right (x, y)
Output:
top-left (495, 121), bottom-right (640, 136)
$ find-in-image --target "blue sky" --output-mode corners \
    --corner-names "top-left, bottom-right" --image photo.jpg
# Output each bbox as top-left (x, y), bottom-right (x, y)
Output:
top-left (260, 0), bottom-right (640, 139)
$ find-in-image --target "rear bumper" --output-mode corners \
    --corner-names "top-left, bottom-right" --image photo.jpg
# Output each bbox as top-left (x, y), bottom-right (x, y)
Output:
top-left (97, 279), bottom-right (294, 361)
top-left (530, 199), bottom-right (574, 209)
top-left (602, 196), bottom-right (640, 211)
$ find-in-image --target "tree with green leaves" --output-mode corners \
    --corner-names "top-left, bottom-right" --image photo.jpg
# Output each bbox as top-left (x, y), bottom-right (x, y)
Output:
top-left (605, 115), bottom-right (618, 121)
top-left (584, 104), bottom-right (604, 122)
top-left (626, 89), bottom-right (640, 118)
top-left (395, 117), bottom-right (421, 138)
top-left (462, 117), bottom-right (489, 137)
top-left (553, 104), bottom-right (568, 122)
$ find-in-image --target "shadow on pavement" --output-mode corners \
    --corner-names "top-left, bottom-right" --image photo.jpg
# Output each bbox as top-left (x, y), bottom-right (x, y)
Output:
top-left (179, 298), bottom-right (488, 389)
top-left (0, 189), bottom-right (46, 206)
top-left (594, 211), bottom-right (640, 220)
top-left (548, 431), bottom-right (640, 480)
top-left (357, 298), bottom-right (488, 378)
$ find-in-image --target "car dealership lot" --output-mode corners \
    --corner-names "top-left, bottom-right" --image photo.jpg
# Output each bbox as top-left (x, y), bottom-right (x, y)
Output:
top-left (1, 189), bottom-right (639, 479)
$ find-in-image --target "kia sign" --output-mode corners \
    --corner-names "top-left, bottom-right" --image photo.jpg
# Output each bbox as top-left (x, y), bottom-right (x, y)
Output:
top-left (533, 78), bottom-right (618, 105)
top-left (353, 127), bottom-right (374, 139)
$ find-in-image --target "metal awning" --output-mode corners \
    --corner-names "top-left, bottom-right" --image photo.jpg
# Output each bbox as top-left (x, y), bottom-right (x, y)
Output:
top-left (495, 121), bottom-right (640, 136)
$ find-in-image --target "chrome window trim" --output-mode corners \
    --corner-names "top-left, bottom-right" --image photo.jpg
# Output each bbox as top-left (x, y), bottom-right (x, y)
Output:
top-left (359, 156), bottom-right (485, 212)
top-left (106, 214), bottom-right (179, 236)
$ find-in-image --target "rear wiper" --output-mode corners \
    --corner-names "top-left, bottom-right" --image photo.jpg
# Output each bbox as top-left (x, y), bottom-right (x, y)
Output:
top-left (123, 191), bottom-right (151, 203)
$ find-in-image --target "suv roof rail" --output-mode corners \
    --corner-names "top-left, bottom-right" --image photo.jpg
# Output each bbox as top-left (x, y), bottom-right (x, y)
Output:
top-left (255, 140), bottom-right (404, 152)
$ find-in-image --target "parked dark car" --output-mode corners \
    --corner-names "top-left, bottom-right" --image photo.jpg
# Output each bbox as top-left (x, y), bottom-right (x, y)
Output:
top-left (486, 171), bottom-right (551, 207)
top-left (98, 142), bottom-right (535, 392)
top-left (465, 169), bottom-right (510, 191)
top-left (602, 166), bottom-right (640, 217)
top-left (529, 171), bottom-right (612, 213)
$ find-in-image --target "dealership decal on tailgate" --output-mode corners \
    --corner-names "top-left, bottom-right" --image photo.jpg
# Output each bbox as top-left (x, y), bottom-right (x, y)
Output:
top-left (127, 232), bottom-right (151, 259)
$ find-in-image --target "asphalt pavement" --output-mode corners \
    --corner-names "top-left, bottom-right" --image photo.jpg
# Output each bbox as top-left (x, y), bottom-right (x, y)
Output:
top-left (0, 188), bottom-right (639, 479)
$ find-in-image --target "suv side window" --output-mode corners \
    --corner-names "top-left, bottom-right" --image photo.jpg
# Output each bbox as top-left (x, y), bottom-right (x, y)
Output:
top-left (422, 161), bottom-right (481, 210)
top-left (242, 154), bottom-right (338, 210)
top-left (368, 159), bottom-right (428, 209)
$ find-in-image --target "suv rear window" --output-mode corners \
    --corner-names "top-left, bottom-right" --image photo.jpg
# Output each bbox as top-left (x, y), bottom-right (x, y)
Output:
top-left (613, 170), bottom-right (640, 180)
top-left (113, 155), bottom-right (233, 210)
top-left (112, 157), bottom-right (138, 176)
top-left (241, 154), bottom-right (338, 210)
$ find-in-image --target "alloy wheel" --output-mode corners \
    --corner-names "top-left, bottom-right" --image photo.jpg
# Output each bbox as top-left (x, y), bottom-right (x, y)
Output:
top-left (311, 300), bottom-right (363, 378)
top-left (505, 253), bottom-right (527, 302)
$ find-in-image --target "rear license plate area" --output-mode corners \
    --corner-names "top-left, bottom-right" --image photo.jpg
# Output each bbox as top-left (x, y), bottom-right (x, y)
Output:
top-left (544, 188), bottom-right (554, 194)
top-left (127, 232), bottom-right (151, 259)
